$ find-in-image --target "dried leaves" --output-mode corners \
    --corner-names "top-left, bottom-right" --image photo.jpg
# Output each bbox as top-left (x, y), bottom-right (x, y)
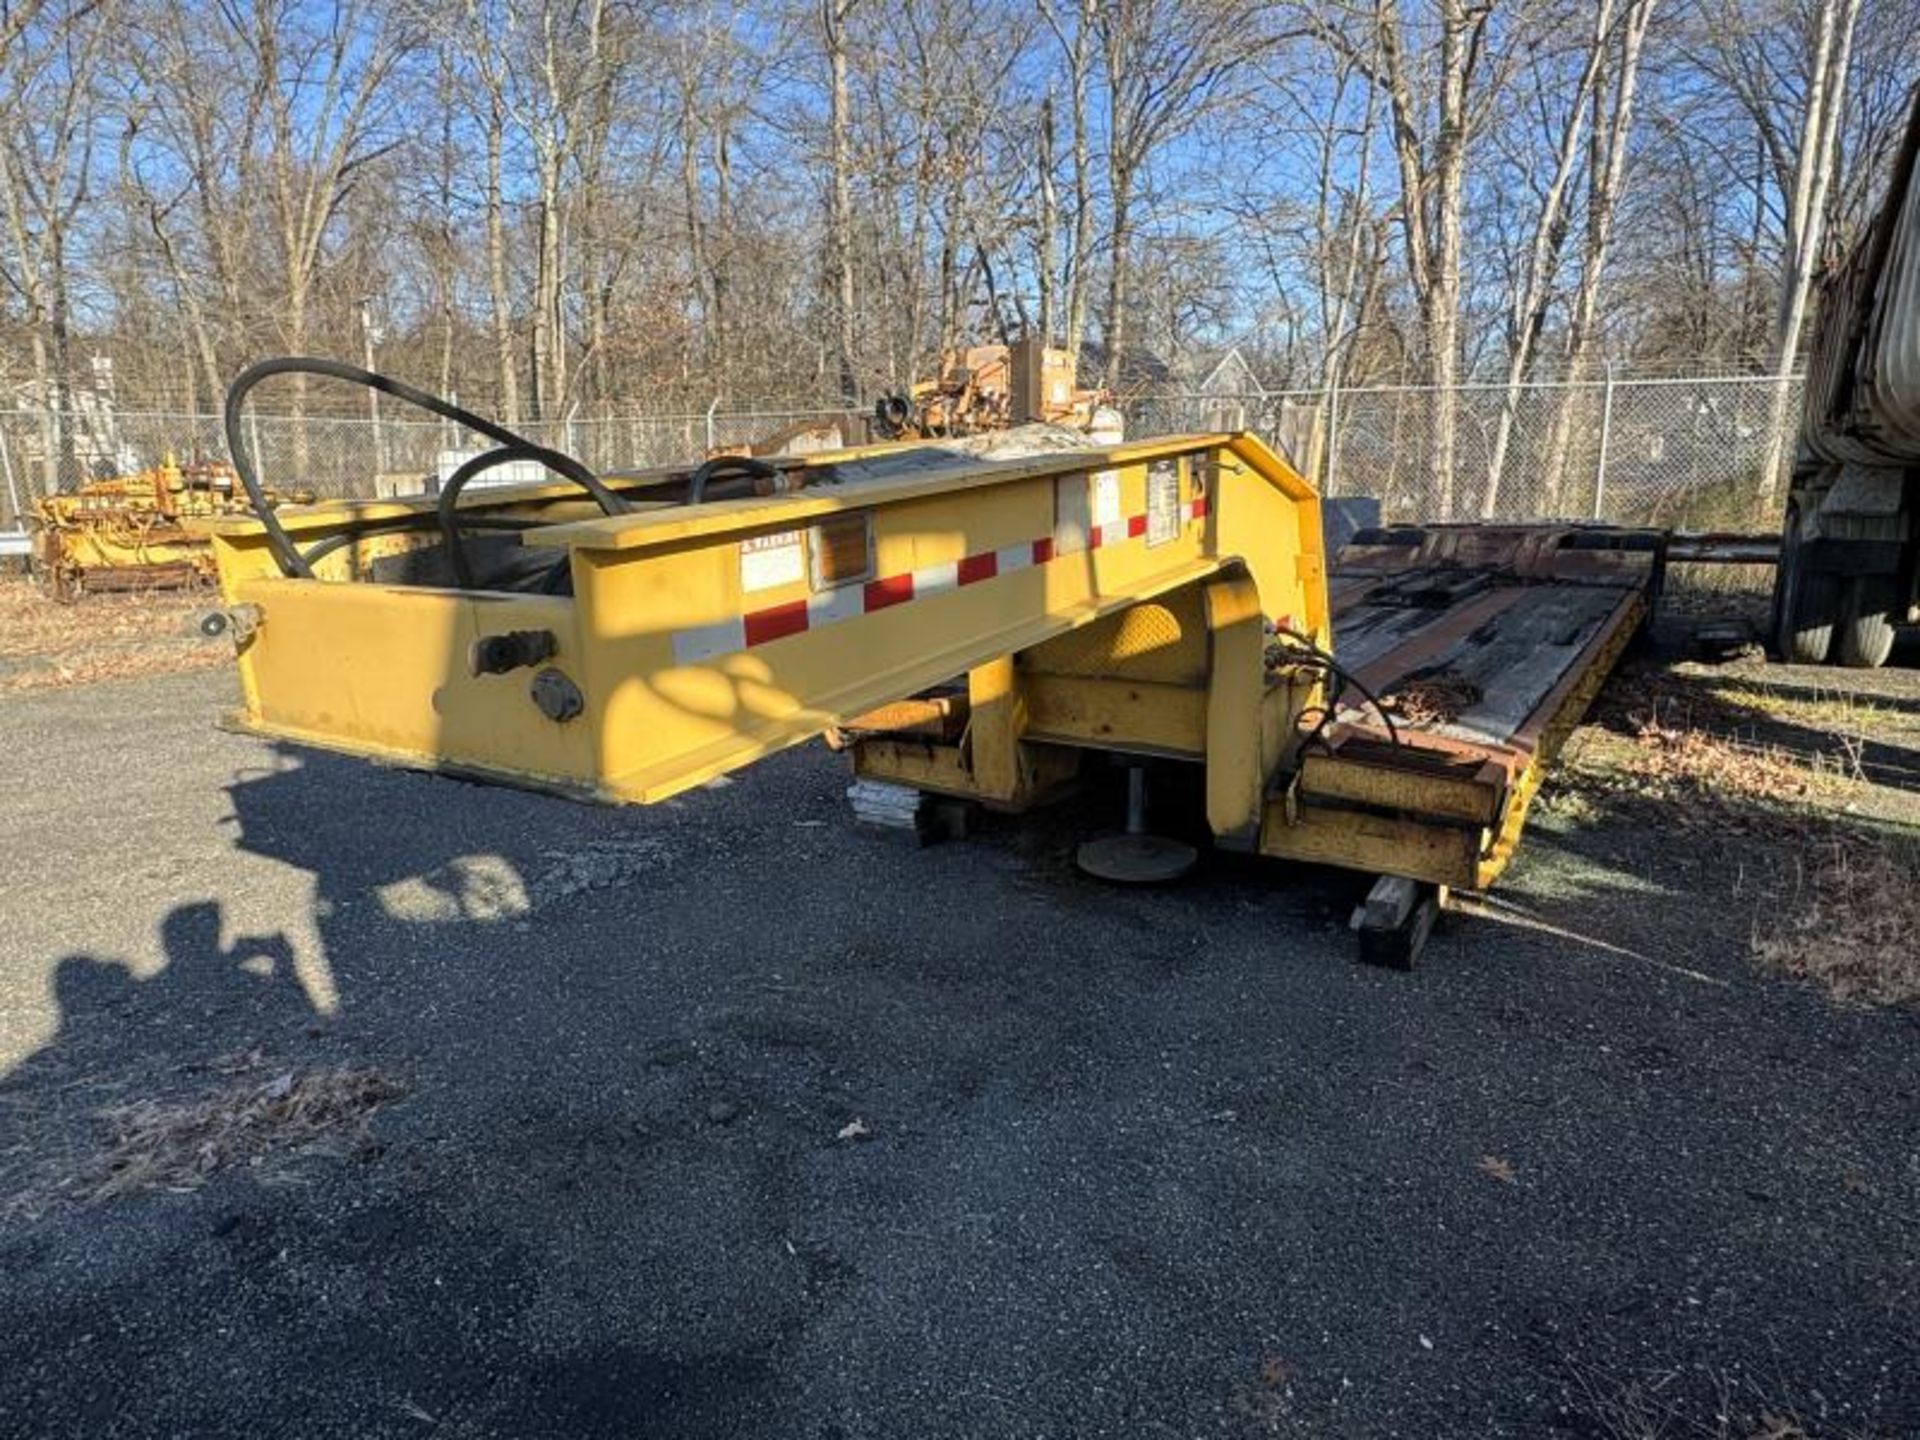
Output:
top-left (1753, 834), bottom-right (1920, 1008)
top-left (0, 579), bottom-right (223, 693)
top-left (1478, 1154), bottom-right (1517, 1185)
top-left (86, 1060), bottom-right (405, 1202)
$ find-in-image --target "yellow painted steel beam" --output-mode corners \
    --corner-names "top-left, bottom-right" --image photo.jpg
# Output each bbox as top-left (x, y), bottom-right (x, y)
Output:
top-left (1258, 801), bottom-right (1487, 891)
top-left (209, 432), bottom-right (1328, 809)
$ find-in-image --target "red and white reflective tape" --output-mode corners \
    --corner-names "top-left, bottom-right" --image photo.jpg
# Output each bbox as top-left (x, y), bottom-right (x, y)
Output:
top-left (671, 495), bottom-right (1209, 664)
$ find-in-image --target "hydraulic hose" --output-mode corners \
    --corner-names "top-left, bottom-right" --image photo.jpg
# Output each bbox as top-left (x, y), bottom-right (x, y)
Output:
top-left (685, 454), bottom-right (778, 506)
top-left (224, 356), bottom-right (630, 579)
top-left (1271, 624), bottom-right (1401, 749)
top-left (299, 513), bottom-right (540, 571)
top-left (436, 443), bottom-right (609, 589)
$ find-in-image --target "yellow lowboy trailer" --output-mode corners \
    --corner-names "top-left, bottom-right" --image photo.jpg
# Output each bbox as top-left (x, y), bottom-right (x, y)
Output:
top-left (200, 419), bottom-right (1654, 965)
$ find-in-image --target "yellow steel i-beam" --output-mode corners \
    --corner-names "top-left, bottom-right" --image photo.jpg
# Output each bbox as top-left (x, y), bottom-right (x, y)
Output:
top-left (203, 432), bottom-right (1327, 808)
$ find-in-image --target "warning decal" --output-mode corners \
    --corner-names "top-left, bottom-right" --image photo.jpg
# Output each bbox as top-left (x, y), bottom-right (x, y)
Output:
top-left (741, 530), bottom-right (806, 592)
top-left (1146, 459), bottom-right (1181, 547)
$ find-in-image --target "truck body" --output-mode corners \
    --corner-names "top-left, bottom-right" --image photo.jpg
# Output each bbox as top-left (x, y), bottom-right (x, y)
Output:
top-left (1775, 91), bottom-right (1920, 667)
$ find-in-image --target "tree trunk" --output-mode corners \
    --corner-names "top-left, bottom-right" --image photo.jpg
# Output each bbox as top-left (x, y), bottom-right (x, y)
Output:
top-left (1064, 0), bottom-right (1093, 362)
top-left (1540, 0), bottom-right (1654, 513)
top-left (486, 104), bottom-right (520, 424)
top-left (1102, 174), bottom-right (1133, 391)
top-left (1757, 0), bottom-right (1862, 501)
top-left (1480, 0), bottom-right (1618, 519)
top-left (48, 221), bottom-right (79, 482)
top-left (823, 0), bottom-right (859, 406)
top-left (1037, 90), bottom-right (1058, 344)
top-left (531, 168), bottom-right (563, 421)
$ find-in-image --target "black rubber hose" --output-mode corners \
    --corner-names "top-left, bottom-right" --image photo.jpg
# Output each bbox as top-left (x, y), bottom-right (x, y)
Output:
top-left (300, 513), bottom-right (539, 570)
top-left (685, 454), bottom-right (778, 506)
top-left (1272, 625), bottom-right (1401, 747)
top-left (437, 443), bottom-right (614, 589)
top-left (224, 356), bottom-right (631, 578)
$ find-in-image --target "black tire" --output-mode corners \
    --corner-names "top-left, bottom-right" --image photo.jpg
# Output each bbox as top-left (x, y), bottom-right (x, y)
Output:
top-left (1836, 575), bottom-right (1898, 669)
top-left (1774, 508), bottom-right (1838, 664)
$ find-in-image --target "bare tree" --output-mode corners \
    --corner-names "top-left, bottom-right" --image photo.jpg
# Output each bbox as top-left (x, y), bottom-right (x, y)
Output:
top-left (1093, 0), bottom-right (1264, 389)
top-left (1535, 0), bottom-right (1654, 513)
top-left (1753, 0), bottom-right (1861, 497)
top-left (1038, 0), bottom-right (1099, 359)
top-left (0, 0), bottom-right (109, 489)
top-left (1480, 0), bottom-right (1656, 518)
top-left (1362, 0), bottom-right (1506, 518)
top-left (822, 0), bottom-right (859, 403)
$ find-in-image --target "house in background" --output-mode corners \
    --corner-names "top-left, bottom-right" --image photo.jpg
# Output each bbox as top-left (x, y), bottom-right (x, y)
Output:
top-left (1176, 346), bottom-right (1328, 479)
top-left (1179, 346), bottom-right (1266, 429)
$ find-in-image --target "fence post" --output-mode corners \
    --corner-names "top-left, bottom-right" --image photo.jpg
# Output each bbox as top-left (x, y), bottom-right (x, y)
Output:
top-left (0, 422), bottom-right (22, 527)
top-left (1592, 360), bottom-right (1615, 520)
top-left (704, 396), bottom-right (720, 453)
top-left (1324, 375), bottom-right (1341, 497)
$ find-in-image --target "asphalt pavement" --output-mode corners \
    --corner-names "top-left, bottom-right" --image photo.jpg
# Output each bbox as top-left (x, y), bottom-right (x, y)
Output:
top-left (0, 669), bottom-right (1915, 1438)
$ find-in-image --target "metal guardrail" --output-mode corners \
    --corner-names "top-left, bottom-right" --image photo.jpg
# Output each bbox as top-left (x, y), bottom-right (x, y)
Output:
top-left (0, 529), bottom-right (29, 558)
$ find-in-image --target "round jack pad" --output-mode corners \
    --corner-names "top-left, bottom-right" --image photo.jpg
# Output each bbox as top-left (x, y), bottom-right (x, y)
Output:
top-left (1075, 833), bottom-right (1198, 884)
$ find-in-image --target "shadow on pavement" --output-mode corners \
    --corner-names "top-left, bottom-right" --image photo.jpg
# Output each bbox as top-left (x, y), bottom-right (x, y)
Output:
top-left (1, 733), bottom-right (1917, 1438)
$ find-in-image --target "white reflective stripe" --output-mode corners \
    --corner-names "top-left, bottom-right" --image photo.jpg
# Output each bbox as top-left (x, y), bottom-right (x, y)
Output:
top-left (671, 504), bottom-right (1217, 658)
top-left (807, 583), bottom-right (866, 626)
top-left (671, 617), bottom-right (747, 664)
top-left (915, 560), bottom-right (960, 597)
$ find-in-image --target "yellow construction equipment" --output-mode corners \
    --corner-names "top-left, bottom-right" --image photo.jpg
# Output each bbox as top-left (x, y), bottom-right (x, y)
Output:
top-left (874, 338), bottom-right (1110, 439)
top-left (198, 358), bottom-right (1658, 964)
top-left (711, 337), bottom-right (1113, 460)
top-left (31, 457), bottom-right (311, 602)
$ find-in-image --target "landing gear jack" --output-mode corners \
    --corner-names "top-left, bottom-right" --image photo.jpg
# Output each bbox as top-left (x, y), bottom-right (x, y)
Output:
top-left (1076, 766), bottom-right (1198, 884)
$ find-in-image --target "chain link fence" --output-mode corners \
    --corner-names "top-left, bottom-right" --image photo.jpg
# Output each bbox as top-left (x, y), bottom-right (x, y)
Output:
top-left (1, 374), bottom-right (1799, 533)
top-left (1128, 371), bottom-right (1801, 529)
top-left (0, 405), bottom-right (861, 522)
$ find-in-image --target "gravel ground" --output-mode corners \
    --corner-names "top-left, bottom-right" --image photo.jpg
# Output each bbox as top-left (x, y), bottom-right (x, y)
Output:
top-left (1, 661), bottom-right (1917, 1439)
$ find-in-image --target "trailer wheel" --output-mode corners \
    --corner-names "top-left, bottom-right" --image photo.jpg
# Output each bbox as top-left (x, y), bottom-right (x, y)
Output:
top-left (1774, 508), bottom-right (1837, 665)
top-left (1836, 576), bottom-right (1897, 669)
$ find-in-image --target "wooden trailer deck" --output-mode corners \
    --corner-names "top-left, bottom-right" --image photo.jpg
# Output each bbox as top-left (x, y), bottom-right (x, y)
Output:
top-left (1259, 524), bottom-right (1662, 894)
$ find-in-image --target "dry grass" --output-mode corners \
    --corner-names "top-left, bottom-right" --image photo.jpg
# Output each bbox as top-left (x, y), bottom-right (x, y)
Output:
top-left (1622, 713), bottom-right (1861, 817)
top-left (1661, 561), bottom-right (1776, 601)
top-left (1567, 664), bottom-right (1916, 1008)
top-left (85, 1056), bottom-right (405, 1202)
top-left (1573, 663), bottom-right (1868, 831)
top-left (0, 577), bottom-right (226, 692)
top-left (1563, 1358), bottom-right (1876, 1440)
top-left (1709, 679), bottom-right (1899, 739)
top-left (1753, 832), bottom-right (1920, 1008)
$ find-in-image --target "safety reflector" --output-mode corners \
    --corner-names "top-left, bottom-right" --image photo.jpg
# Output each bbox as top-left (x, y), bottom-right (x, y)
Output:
top-left (812, 512), bottom-right (871, 588)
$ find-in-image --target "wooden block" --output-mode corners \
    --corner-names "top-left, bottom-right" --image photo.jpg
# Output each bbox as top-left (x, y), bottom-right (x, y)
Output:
top-left (1352, 875), bottom-right (1441, 970)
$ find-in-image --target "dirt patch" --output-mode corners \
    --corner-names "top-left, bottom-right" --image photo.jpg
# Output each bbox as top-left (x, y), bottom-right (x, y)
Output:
top-left (1562, 708), bottom-right (1862, 838)
top-left (1621, 714), bottom-right (1861, 815)
top-left (0, 578), bottom-right (226, 692)
top-left (1556, 651), bottom-right (1918, 1007)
